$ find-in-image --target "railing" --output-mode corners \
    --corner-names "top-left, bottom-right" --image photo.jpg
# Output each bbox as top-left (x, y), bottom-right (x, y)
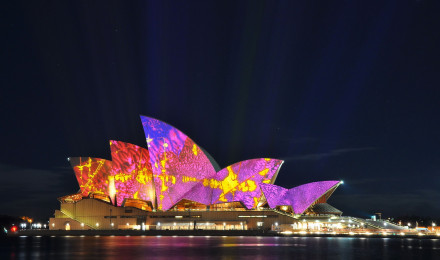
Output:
top-left (365, 219), bottom-right (406, 230)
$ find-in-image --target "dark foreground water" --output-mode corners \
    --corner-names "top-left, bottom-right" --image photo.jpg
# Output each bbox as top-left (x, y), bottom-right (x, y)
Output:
top-left (2, 236), bottom-right (440, 260)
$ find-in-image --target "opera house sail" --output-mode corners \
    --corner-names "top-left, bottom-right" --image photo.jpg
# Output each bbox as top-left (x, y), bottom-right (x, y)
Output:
top-left (50, 116), bottom-right (343, 231)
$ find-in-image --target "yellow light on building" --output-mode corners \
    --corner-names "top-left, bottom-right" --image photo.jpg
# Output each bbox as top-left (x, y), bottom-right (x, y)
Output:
top-left (108, 176), bottom-right (116, 204)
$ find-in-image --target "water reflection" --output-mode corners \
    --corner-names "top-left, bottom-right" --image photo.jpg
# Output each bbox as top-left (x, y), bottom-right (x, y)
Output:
top-left (2, 236), bottom-right (440, 260)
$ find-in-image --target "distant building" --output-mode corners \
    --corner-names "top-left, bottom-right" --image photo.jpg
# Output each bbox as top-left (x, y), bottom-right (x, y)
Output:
top-left (50, 116), bottom-right (343, 231)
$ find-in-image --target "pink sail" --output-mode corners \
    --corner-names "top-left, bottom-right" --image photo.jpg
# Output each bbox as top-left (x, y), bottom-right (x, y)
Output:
top-left (109, 140), bottom-right (155, 207)
top-left (261, 181), bottom-right (341, 214)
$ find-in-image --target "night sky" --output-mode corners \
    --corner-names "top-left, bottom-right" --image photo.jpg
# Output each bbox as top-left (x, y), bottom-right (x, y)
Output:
top-left (1, 0), bottom-right (440, 219)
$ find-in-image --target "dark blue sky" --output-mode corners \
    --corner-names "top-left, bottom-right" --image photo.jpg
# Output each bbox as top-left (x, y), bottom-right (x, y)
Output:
top-left (1, 0), bottom-right (440, 219)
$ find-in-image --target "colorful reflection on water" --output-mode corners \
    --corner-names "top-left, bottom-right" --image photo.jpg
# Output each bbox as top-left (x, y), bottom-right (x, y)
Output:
top-left (2, 236), bottom-right (440, 259)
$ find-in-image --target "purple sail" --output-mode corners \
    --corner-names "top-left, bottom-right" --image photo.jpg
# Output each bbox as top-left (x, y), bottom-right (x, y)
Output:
top-left (261, 181), bottom-right (341, 214)
top-left (140, 115), bottom-right (217, 210)
top-left (288, 181), bottom-right (340, 214)
top-left (260, 183), bottom-right (290, 208)
top-left (180, 182), bottom-right (213, 206)
top-left (210, 159), bottom-right (283, 209)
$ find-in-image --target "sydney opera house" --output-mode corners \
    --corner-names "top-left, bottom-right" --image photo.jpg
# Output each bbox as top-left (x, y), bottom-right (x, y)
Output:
top-left (49, 116), bottom-right (345, 232)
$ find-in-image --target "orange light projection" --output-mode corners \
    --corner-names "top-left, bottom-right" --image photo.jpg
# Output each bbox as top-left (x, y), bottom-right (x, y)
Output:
top-left (70, 157), bottom-right (113, 202)
top-left (110, 140), bottom-right (156, 207)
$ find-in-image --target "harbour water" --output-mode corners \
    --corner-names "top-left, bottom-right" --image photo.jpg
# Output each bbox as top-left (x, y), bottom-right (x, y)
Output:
top-left (2, 235), bottom-right (440, 259)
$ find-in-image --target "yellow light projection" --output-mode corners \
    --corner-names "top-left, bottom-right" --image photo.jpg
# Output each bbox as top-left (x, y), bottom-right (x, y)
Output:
top-left (110, 140), bottom-right (156, 207)
top-left (140, 116), bottom-right (283, 210)
top-left (70, 157), bottom-right (113, 199)
top-left (108, 176), bottom-right (116, 202)
top-left (176, 158), bottom-right (283, 209)
top-left (208, 158), bottom-right (282, 209)
top-left (151, 138), bottom-right (217, 210)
